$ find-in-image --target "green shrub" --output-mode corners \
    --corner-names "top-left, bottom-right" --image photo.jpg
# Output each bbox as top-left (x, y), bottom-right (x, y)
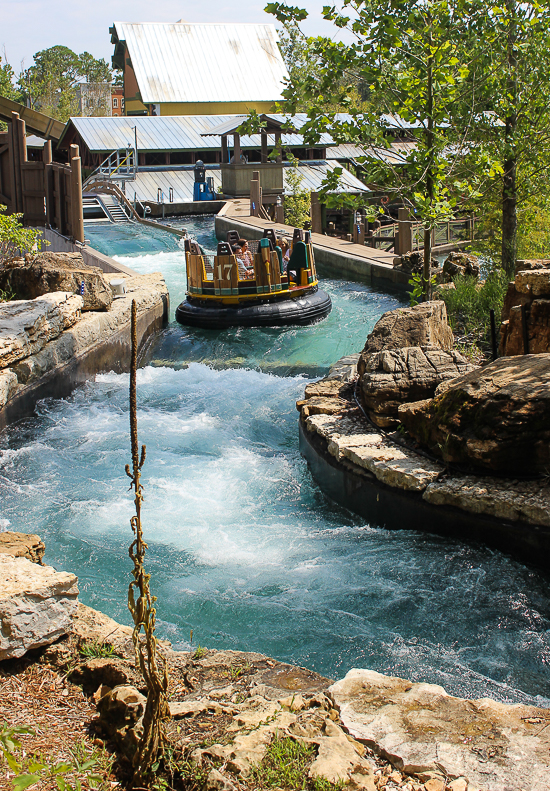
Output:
top-left (0, 204), bottom-right (46, 263)
top-left (284, 154), bottom-right (311, 229)
top-left (438, 269), bottom-right (509, 352)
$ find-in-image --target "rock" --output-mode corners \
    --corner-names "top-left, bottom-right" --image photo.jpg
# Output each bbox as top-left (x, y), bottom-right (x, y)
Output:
top-left (447, 780), bottom-right (468, 791)
top-left (0, 531), bottom-right (45, 563)
top-left (423, 780), bottom-right (445, 791)
top-left (514, 258), bottom-right (550, 274)
top-left (0, 369), bottom-right (18, 408)
top-left (360, 346), bottom-right (476, 428)
top-left (70, 657), bottom-right (142, 692)
top-left (392, 251), bottom-right (440, 275)
top-left (398, 354), bottom-right (550, 474)
top-left (442, 251), bottom-right (480, 280)
top-left (422, 475), bottom-right (550, 526)
top-left (309, 718), bottom-right (375, 785)
top-left (330, 668), bottom-right (550, 791)
top-left (515, 268), bottom-right (550, 297)
top-left (327, 354), bottom-right (361, 382)
top-left (297, 396), bottom-right (349, 417)
top-left (0, 555), bottom-right (78, 660)
top-left (1, 252), bottom-right (113, 311)
top-left (72, 602), bottom-right (135, 658)
top-left (501, 298), bottom-right (550, 355)
top-left (358, 301), bottom-right (454, 375)
top-left (96, 684), bottom-right (146, 736)
top-left (205, 768), bottom-right (237, 791)
top-left (0, 292), bottom-right (82, 369)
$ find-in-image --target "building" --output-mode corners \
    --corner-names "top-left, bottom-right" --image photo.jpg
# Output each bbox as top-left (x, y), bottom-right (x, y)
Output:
top-left (109, 22), bottom-right (289, 117)
top-left (111, 86), bottom-right (124, 117)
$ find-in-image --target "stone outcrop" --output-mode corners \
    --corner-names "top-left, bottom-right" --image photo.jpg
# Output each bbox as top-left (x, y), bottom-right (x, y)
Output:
top-left (358, 301), bottom-right (454, 375)
top-left (392, 251), bottom-right (442, 281)
top-left (500, 264), bottom-right (550, 355)
top-left (0, 252), bottom-right (113, 311)
top-left (0, 555), bottom-right (78, 660)
top-left (0, 292), bottom-right (83, 369)
top-left (0, 272), bottom-right (168, 409)
top-left (360, 346), bottom-right (475, 428)
top-left (330, 668), bottom-right (550, 791)
top-left (442, 251), bottom-right (480, 280)
top-left (0, 530), bottom-right (45, 563)
top-left (398, 354), bottom-right (550, 474)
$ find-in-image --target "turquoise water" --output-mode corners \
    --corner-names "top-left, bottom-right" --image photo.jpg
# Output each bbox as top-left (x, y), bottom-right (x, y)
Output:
top-left (1, 216), bottom-right (549, 707)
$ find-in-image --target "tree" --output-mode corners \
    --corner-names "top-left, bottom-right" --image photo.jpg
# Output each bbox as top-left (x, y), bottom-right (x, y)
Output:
top-left (18, 46), bottom-right (113, 122)
top-left (266, 0), bottom-right (487, 299)
top-left (0, 55), bottom-right (22, 102)
top-left (473, 1), bottom-right (550, 275)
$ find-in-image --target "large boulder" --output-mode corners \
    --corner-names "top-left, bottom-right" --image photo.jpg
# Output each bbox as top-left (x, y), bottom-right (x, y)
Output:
top-left (360, 346), bottom-right (475, 428)
top-left (0, 292), bottom-right (82, 369)
top-left (398, 354), bottom-right (550, 474)
top-left (0, 291), bottom-right (82, 368)
top-left (500, 267), bottom-right (550, 355)
top-left (0, 531), bottom-right (45, 564)
top-left (358, 301), bottom-right (454, 377)
top-left (330, 668), bottom-right (550, 791)
top-left (0, 555), bottom-right (78, 660)
top-left (0, 252), bottom-right (113, 311)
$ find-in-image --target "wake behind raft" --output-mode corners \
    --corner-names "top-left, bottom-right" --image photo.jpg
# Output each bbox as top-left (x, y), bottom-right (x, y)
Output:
top-left (175, 228), bottom-right (332, 329)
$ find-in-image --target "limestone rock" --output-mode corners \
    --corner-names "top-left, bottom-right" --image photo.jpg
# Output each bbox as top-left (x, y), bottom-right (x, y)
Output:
top-left (309, 718), bottom-right (375, 785)
top-left (1, 252), bottom-right (113, 311)
top-left (70, 656), bottom-right (142, 692)
top-left (298, 395), bottom-right (349, 417)
top-left (358, 301), bottom-right (454, 376)
top-left (0, 530), bottom-right (45, 563)
top-left (392, 251), bottom-right (441, 277)
top-left (515, 268), bottom-right (550, 297)
top-left (327, 354), bottom-right (360, 382)
top-left (423, 475), bottom-right (550, 526)
top-left (0, 555), bottom-right (78, 660)
top-left (205, 768), bottom-right (237, 791)
top-left (0, 369), bottom-right (18, 408)
top-left (514, 258), bottom-right (550, 274)
top-left (398, 354), bottom-right (550, 474)
top-left (329, 668), bottom-right (550, 791)
top-left (96, 684), bottom-right (146, 736)
top-left (360, 346), bottom-right (475, 428)
top-left (72, 602), bottom-right (135, 658)
top-left (0, 292), bottom-right (82, 369)
top-left (442, 251), bottom-right (480, 280)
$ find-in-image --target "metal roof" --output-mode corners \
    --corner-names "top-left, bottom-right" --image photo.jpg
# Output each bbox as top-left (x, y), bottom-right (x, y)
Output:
top-left (125, 161), bottom-right (368, 204)
top-left (112, 22), bottom-right (288, 104)
top-left (325, 143), bottom-right (409, 164)
top-left (66, 114), bottom-right (335, 153)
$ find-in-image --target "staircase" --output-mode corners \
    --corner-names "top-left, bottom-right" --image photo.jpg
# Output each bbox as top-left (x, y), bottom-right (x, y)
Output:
top-left (100, 194), bottom-right (133, 223)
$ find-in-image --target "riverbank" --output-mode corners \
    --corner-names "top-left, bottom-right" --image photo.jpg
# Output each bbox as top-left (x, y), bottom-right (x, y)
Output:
top-left (1, 532), bottom-right (548, 791)
top-left (0, 247), bottom-right (169, 431)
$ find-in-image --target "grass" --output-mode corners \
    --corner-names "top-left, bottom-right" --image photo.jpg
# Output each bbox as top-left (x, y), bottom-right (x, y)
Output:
top-left (192, 645), bottom-right (207, 660)
top-left (250, 735), bottom-right (344, 791)
top-left (438, 268), bottom-right (509, 355)
top-left (78, 641), bottom-right (120, 659)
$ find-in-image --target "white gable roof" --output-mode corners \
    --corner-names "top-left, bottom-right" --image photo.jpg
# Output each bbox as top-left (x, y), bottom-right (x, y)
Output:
top-left (113, 22), bottom-right (289, 104)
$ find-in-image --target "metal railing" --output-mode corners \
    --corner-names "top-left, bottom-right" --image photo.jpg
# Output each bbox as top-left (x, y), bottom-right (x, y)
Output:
top-left (83, 147), bottom-right (137, 189)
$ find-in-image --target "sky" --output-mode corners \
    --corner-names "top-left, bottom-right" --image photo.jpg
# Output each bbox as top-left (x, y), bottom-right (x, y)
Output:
top-left (2, 0), bottom-right (340, 73)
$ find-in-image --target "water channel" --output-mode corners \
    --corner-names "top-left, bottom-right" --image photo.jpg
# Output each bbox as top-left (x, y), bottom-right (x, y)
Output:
top-left (1, 216), bottom-right (549, 707)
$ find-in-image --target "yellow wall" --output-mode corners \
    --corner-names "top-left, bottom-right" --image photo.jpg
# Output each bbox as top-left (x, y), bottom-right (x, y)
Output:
top-left (159, 101), bottom-right (275, 116)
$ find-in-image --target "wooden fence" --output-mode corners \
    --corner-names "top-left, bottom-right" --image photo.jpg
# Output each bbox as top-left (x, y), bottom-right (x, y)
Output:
top-left (0, 112), bottom-right (84, 242)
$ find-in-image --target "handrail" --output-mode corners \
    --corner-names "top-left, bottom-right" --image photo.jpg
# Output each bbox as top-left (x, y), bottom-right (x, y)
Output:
top-left (83, 180), bottom-right (140, 221)
top-left (83, 147), bottom-right (137, 188)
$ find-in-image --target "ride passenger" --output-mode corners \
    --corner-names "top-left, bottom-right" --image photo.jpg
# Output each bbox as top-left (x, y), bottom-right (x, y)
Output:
top-left (232, 244), bottom-right (254, 279)
top-left (238, 239), bottom-right (254, 268)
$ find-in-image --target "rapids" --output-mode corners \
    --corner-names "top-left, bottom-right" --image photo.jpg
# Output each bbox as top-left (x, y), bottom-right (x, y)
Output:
top-left (1, 216), bottom-right (548, 707)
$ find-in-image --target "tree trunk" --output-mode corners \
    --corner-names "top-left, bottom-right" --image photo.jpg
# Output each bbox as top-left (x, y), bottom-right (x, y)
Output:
top-left (502, 0), bottom-right (518, 277)
top-left (423, 14), bottom-right (434, 301)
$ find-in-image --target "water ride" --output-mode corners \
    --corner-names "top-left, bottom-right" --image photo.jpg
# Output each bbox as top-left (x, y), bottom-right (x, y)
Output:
top-left (175, 228), bottom-right (332, 329)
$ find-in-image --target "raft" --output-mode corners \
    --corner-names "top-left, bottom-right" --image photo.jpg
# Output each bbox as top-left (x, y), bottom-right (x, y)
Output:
top-left (176, 229), bottom-right (332, 330)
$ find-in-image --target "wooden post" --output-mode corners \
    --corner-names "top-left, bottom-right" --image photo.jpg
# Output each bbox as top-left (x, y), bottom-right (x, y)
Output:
top-left (275, 131), bottom-right (282, 163)
top-left (275, 198), bottom-right (284, 224)
top-left (221, 135), bottom-right (228, 164)
top-left (70, 144), bottom-right (85, 243)
top-left (43, 139), bottom-right (52, 165)
top-left (250, 178), bottom-right (261, 217)
top-left (233, 133), bottom-right (241, 163)
top-left (261, 130), bottom-right (268, 164)
top-left (311, 191), bottom-right (322, 234)
top-left (357, 222), bottom-right (365, 246)
top-left (398, 207), bottom-right (413, 256)
top-left (10, 112), bottom-right (24, 213)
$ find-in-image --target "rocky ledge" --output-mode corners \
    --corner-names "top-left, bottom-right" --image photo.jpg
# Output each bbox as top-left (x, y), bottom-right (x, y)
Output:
top-left (2, 534), bottom-right (548, 791)
top-left (296, 301), bottom-right (550, 559)
top-left (0, 254), bottom-right (168, 419)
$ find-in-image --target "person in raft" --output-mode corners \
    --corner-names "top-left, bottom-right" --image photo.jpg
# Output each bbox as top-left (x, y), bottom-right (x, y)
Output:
top-left (238, 239), bottom-right (254, 268)
top-left (277, 237), bottom-right (291, 266)
top-left (232, 244), bottom-right (254, 279)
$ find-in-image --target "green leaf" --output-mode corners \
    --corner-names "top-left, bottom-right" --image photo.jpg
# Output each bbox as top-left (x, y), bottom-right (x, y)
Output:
top-left (13, 774), bottom-right (41, 791)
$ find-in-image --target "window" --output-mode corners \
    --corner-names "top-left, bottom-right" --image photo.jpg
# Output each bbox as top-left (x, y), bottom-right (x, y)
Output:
top-left (113, 97), bottom-right (118, 108)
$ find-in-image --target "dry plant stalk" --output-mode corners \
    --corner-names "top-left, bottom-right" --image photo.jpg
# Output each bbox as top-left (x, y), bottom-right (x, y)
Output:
top-left (126, 299), bottom-right (170, 786)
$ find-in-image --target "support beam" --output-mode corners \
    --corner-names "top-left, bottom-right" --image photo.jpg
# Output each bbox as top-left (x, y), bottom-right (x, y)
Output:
top-left (70, 144), bottom-right (85, 244)
top-left (233, 133), bottom-right (241, 164)
top-left (261, 130), bottom-right (268, 164)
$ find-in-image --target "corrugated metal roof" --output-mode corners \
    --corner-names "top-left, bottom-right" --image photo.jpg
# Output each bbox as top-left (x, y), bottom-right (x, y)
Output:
top-left (125, 161), bottom-right (368, 203)
top-left (326, 143), bottom-right (408, 164)
top-left (68, 114), bottom-right (335, 153)
top-left (113, 22), bottom-right (288, 104)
